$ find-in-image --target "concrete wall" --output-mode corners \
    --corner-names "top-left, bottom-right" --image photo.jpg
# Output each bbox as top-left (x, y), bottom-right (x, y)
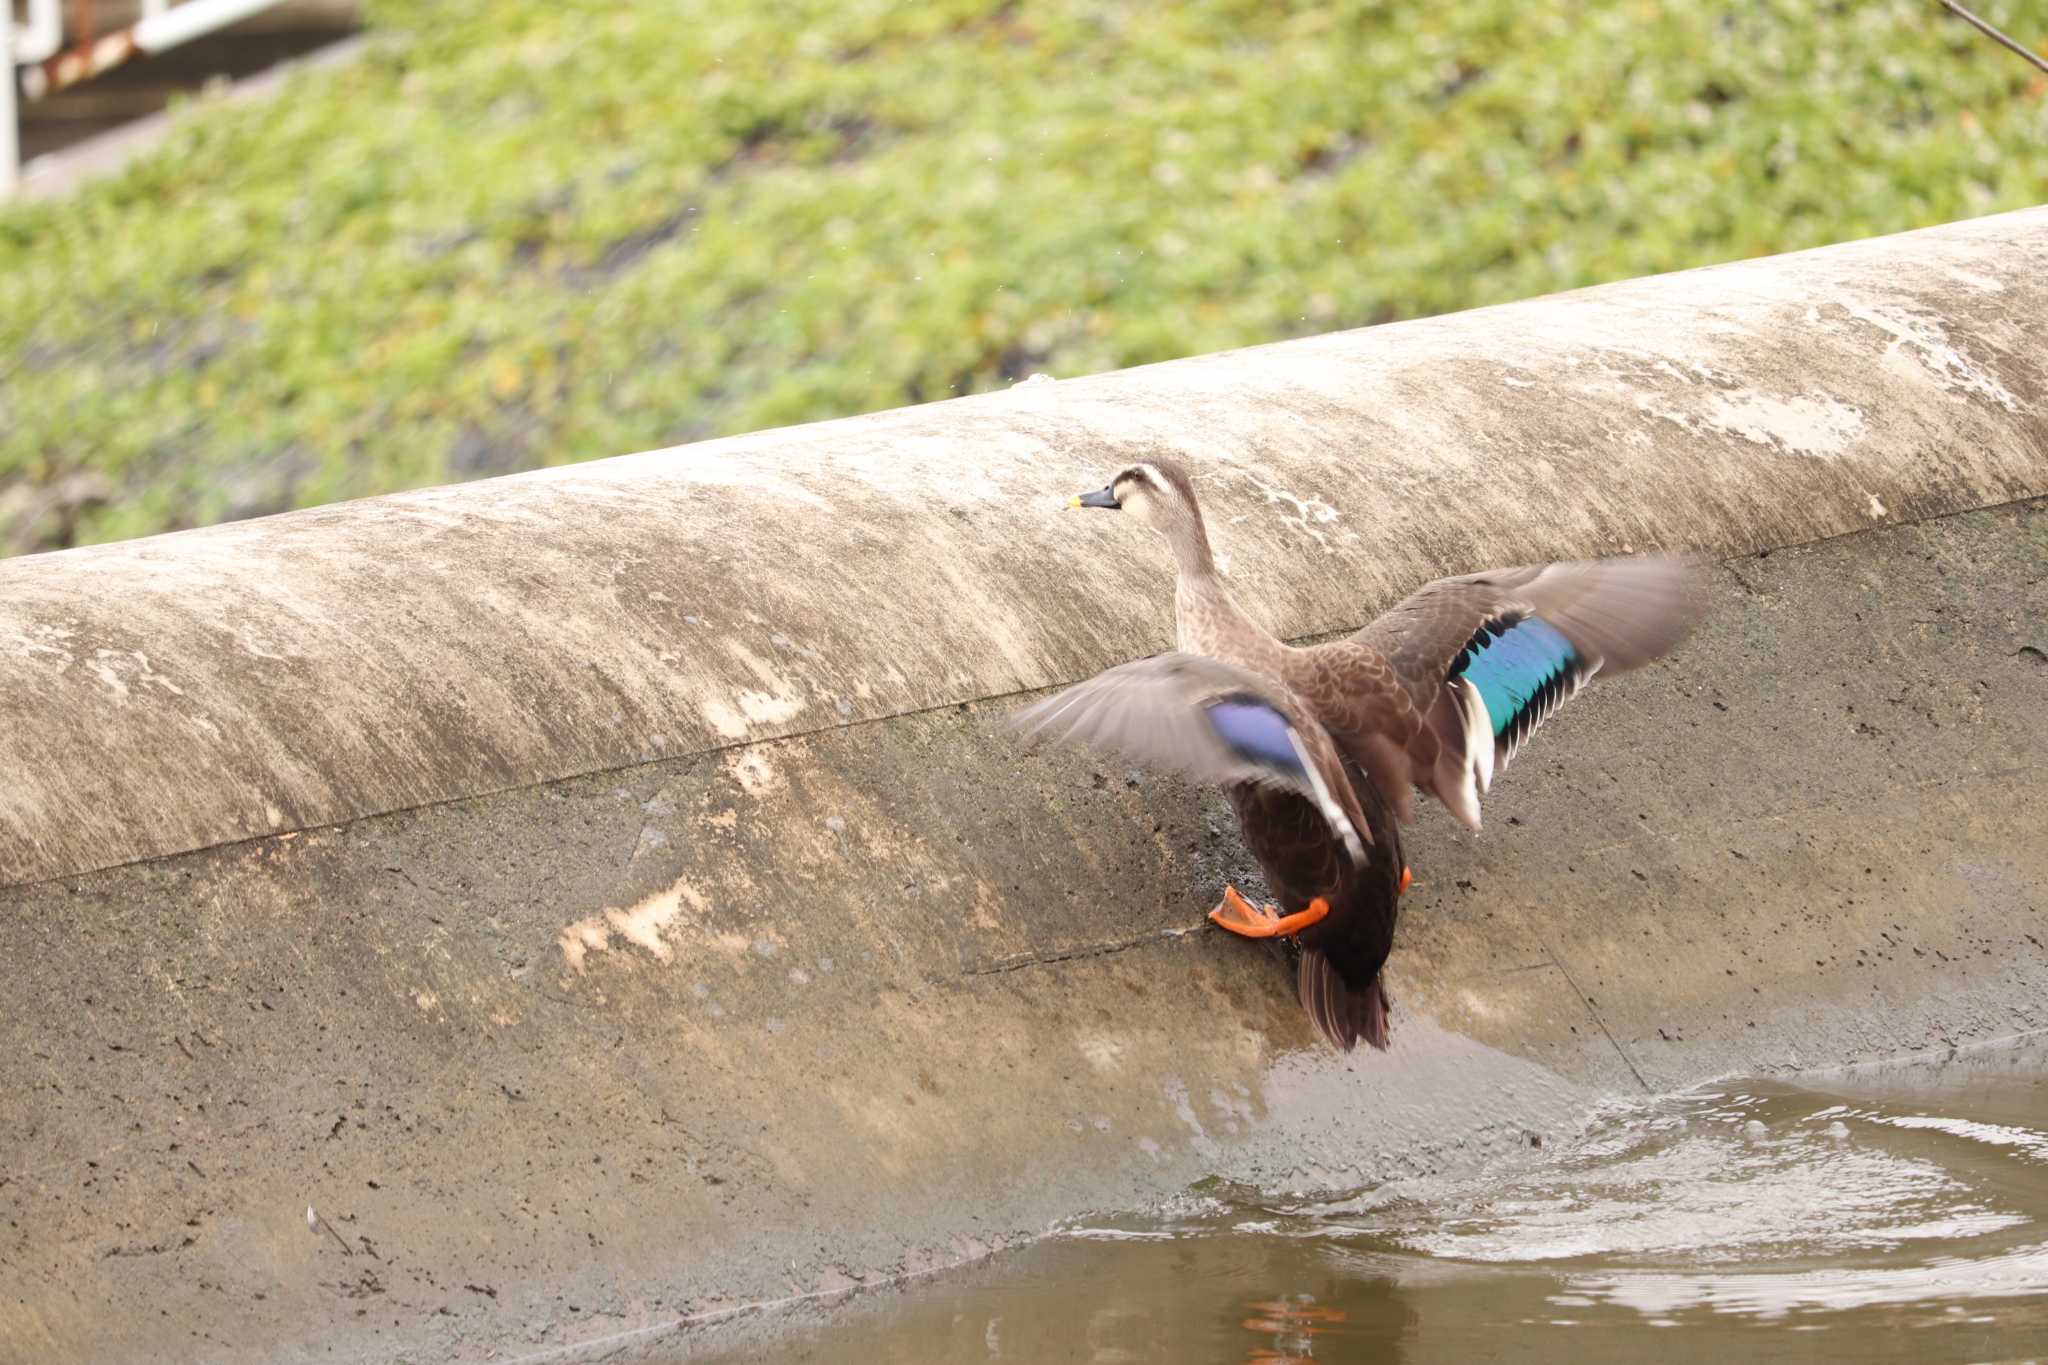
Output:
top-left (1, 208), bottom-right (2045, 1363)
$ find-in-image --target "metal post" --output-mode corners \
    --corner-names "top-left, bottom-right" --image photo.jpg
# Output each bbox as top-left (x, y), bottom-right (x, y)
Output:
top-left (2, 1), bottom-right (17, 198)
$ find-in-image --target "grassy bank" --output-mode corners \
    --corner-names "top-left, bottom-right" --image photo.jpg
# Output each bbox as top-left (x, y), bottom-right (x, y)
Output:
top-left (2, 0), bottom-right (2044, 555)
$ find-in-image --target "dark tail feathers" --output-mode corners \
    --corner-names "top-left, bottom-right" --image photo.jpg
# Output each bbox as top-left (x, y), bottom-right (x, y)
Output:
top-left (1298, 948), bottom-right (1390, 1051)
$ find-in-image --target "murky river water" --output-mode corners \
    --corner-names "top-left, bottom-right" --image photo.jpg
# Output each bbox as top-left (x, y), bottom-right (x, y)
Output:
top-left (702, 1038), bottom-right (2048, 1362)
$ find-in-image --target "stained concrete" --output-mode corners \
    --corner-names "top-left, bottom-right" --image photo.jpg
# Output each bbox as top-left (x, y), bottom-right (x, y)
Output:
top-left (0, 214), bottom-right (2045, 1363)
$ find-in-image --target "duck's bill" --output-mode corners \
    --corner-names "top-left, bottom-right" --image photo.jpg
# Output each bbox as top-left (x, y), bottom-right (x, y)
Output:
top-left (1070, 486), bottom-right (1120, 509)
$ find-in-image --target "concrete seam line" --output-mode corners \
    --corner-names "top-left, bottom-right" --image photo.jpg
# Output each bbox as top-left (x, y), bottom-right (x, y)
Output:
top-left (1542, 940), bottom-right (1652, 1093)
top-left (961, 918), bottom-right (1212, 975)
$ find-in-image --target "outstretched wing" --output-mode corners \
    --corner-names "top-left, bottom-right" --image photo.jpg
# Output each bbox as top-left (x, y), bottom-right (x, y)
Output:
top-left (1012, 652), bottom-right (1369, 863)
top-left (1357, 556), bottom-right (1706, 830)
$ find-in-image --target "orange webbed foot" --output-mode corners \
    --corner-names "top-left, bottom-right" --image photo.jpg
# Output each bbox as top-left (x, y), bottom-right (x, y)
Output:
top-left (1399, 866), bottom-right (1413, 896)
top-left (1208, 885), bottom-right (1277, 936)
top-left (1208, 886), bottom-right (1330, 940)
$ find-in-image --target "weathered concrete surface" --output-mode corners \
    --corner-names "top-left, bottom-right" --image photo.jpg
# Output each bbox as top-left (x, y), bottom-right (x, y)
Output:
top-left (0, 211), bottom-right (2044, 1363)
top-left (1, 503), bottom-right (2043, 1365)
top-left (4, 208), bottom-right (2048, 889)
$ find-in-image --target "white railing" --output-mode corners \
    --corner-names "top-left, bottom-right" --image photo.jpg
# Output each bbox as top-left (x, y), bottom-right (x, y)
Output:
top-left (4, 0), bottom-right (295, 194)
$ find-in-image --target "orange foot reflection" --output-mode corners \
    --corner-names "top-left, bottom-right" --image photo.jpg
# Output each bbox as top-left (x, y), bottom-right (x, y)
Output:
top-left (1241, 1296), bottom-right (1346, 1363)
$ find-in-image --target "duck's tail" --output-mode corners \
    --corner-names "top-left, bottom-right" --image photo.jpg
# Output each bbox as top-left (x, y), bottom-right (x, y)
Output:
top-left (1298, 948), bottom-right (1391, 1052)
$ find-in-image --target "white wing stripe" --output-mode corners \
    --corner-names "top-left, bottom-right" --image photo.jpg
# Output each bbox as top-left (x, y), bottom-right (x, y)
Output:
top-left (1288, 724), bottom-right (1367, 865)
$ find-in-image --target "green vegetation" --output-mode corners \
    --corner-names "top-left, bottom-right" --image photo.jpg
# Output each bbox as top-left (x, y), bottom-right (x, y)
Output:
top-left (2, 0), bottom-right (2045, 554)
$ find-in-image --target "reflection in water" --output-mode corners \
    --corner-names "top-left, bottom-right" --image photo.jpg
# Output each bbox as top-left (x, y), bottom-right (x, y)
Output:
top-left (1209, 1262), bottom-right (1415, 1363)
top-left (694, 1039), bottom-right (2048, 1363)
top-left (1241, 1295), bottom-right (1342, 1362)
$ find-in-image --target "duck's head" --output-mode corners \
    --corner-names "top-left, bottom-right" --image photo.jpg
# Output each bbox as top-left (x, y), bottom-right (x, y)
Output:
top-left (1068, 458), bottom-right (1206, 541)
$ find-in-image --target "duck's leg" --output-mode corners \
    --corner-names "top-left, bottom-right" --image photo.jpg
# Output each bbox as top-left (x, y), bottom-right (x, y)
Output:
top-left (1208, 886), bottom-right (1331, 939)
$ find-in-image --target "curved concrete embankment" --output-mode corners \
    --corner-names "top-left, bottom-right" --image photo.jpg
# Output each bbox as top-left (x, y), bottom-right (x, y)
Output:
top-left (2, 208), bottom-right (2046, 1363)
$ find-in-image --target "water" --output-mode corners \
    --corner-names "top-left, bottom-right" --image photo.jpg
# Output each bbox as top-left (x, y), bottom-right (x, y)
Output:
top-left (692, 1038), bottom-right (2048, 1363)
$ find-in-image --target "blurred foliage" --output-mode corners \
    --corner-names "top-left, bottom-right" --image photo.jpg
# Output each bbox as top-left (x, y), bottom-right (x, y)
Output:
top-left (1, 0), bottom-right (2045, 553)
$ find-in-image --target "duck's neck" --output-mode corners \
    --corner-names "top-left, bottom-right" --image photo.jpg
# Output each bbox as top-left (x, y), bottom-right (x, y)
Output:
top-left (1164, 520), bottom-right (1281, 667)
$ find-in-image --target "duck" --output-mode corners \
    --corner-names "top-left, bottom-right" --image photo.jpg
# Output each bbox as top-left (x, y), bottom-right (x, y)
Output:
top-left (1013, 459), bottom-right (1705, 1051)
